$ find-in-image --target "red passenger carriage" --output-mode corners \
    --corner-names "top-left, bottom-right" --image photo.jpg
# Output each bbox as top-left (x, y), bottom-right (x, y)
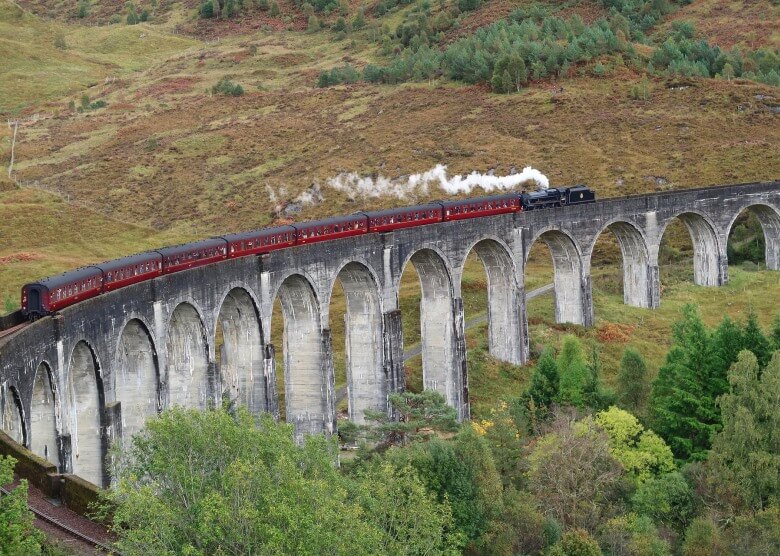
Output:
top-left (157, 238), bottom-right (229, 274)
top-left (21, 266), bottom-right (104, 317)
top-left (100, 252), bottom-right (163, 292)
top-left (361, 204), bottom-right (443, 233)
top-left (223, 226), bottom-right (296, 258)
top-left (440, 193), bottom-right (521, 221)
top-left (292, 215), bottom-right (368, 245)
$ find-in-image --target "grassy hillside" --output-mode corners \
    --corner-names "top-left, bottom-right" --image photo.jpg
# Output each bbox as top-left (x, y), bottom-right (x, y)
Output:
top-left (0, 0), bottom-right (196, 115)
top-left (0, 0), bottom-right (778, 307)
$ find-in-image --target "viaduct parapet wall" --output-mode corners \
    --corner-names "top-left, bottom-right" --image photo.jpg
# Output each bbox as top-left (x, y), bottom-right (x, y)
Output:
top-left (1, 181), bottom-right (778, 486)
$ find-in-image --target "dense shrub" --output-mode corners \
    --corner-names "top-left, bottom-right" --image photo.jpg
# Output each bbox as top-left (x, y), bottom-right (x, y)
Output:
top-left (649, 28), bottom-right (780, 84)
top-left (199, 0), bottom-right (214, 18)
top-left (317, 64), bottom-right (360, 87)
top-left (442, 16), bottom-right (631, 85)
top-left (212, 76), bottom-right (244, 96)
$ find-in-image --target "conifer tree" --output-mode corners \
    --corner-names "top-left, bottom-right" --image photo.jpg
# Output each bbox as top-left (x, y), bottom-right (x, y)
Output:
top-left (527, 348), bottom-right (560, 411)
top-left (742, 312), bottom-right (772, 368)
top-left (711, 315), bottom-right (745, 376)
top-left (617, 348), bottom-right (649, 412)
top-left (516, 348), bottom-right (559, 431)
top-left (558, 335), bottom-right (589, 408)
top-left (772, 314), bottom-right (780, 351)
top-left (649, 304), bottom-right (726, 461)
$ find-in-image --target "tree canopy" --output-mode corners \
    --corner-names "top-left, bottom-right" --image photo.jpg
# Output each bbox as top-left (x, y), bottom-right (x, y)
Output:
top-left (0, 456), bottom-right (42, 555)
top-left (103, 407), bottom-right (460, 555)
top-left (708, 350), bottom-right (780, 514)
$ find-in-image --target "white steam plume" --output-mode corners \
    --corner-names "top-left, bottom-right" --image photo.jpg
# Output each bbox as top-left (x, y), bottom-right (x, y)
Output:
top-left (326, 164), bottom-right (548, 200)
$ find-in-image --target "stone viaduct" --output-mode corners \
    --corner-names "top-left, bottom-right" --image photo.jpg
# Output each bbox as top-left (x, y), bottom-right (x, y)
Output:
top-left (0, 180), bottom-right (778, 487)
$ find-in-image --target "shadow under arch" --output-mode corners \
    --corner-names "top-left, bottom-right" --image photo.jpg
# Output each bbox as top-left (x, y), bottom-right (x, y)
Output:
top-left (115, 319), bottom-right (159, 443)
top-left (399, 248), bottom-right (463, 412)
top-left (329, 261), bottom-right (384, 425)
top-left (30, 362), bottom-right (60, 467)
top-left (273, 274), bottom-right (330, 437)
top-left (591, 220), bottom-right (653, 308)
top-left (166, 303), bottom-right (210, 409)
top-left (66, 340), bottom-right (105, 487)
top-left (660, 211), bottom-right (723, 287)
top-left (460, 237), bottom-right (523, 365)
top-left (216, 287), bottom-right (266, 415)
top-left (1, 382), bottom-right (26, 447)
top-left (527, 228), bottom-right (586, 325)
top-left (726, 203), bottom-right (780, 270)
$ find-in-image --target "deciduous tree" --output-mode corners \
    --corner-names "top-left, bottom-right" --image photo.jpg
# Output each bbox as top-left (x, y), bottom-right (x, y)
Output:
top-left (0, 456), bottom-right (43, 554)
top-left (595, 406), bottom-right (675, 484)
top-left (103, 407), bottom-right (459, 555)
top-left (527, 415), bottom-right (625, 531)
top-left (708, 350), bottom-right (780, 513)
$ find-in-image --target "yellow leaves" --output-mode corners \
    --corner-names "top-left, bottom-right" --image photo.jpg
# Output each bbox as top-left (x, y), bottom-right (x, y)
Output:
top-left (472, 419), bottom-right (494, 436)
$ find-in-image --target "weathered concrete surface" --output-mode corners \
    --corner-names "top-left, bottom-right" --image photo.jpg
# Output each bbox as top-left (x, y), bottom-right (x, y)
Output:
top-left (30, 363), bottom-right (60, 468)
top-left (0, 180), bottom-right (777, 486)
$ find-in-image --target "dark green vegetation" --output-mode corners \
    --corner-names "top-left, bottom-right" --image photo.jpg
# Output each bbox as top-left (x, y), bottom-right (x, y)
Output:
top-left (649, 305), bottom-right (777, 461)
top-left (321, 1), bottom-right (780, 91)
top-left (89, 304), bottom-right (780, 555)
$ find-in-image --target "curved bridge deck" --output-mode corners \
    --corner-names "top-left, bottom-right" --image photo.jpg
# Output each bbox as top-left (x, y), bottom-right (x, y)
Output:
top-left (1, 180), bottom-right (778, 487)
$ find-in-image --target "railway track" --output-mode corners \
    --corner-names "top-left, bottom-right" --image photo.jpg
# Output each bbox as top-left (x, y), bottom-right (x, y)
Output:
top-left (0, 484), bottom-right (118, 554)
top-left (0, 321), bottom-right (28, 340)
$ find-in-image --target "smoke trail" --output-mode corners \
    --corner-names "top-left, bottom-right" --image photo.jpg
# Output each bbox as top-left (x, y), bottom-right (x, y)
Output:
top-left (326, 164), bottom-right (548, 200)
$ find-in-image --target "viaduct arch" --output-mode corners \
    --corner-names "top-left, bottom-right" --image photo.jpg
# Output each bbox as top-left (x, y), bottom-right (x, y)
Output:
top-left (0, 180), bottom-right (777, 487)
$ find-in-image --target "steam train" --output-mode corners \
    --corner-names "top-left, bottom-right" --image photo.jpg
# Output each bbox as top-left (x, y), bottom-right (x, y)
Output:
top-left (20, 185), bottom-right (595, 318)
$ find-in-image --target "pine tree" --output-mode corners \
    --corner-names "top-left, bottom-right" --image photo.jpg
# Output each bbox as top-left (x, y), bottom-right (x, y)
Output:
top-left (743, 312), bottom-right (772, 368)
top-left (711, 315), bottom-right (746, 377)
top-left (528, 348), bottom-right (560, 410)
top-left (617, 348), bottom-right (649, 412)
top-left (515, 348), bottom-right (559, 432)
top-left (649, 304), bottom-right (726, 461)
top-left (557, 335), bottom-right (589, 408)
top-left (351, 7), bottom-right (365, 30)
top-left (771, 314), bottom-right (780, 351)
